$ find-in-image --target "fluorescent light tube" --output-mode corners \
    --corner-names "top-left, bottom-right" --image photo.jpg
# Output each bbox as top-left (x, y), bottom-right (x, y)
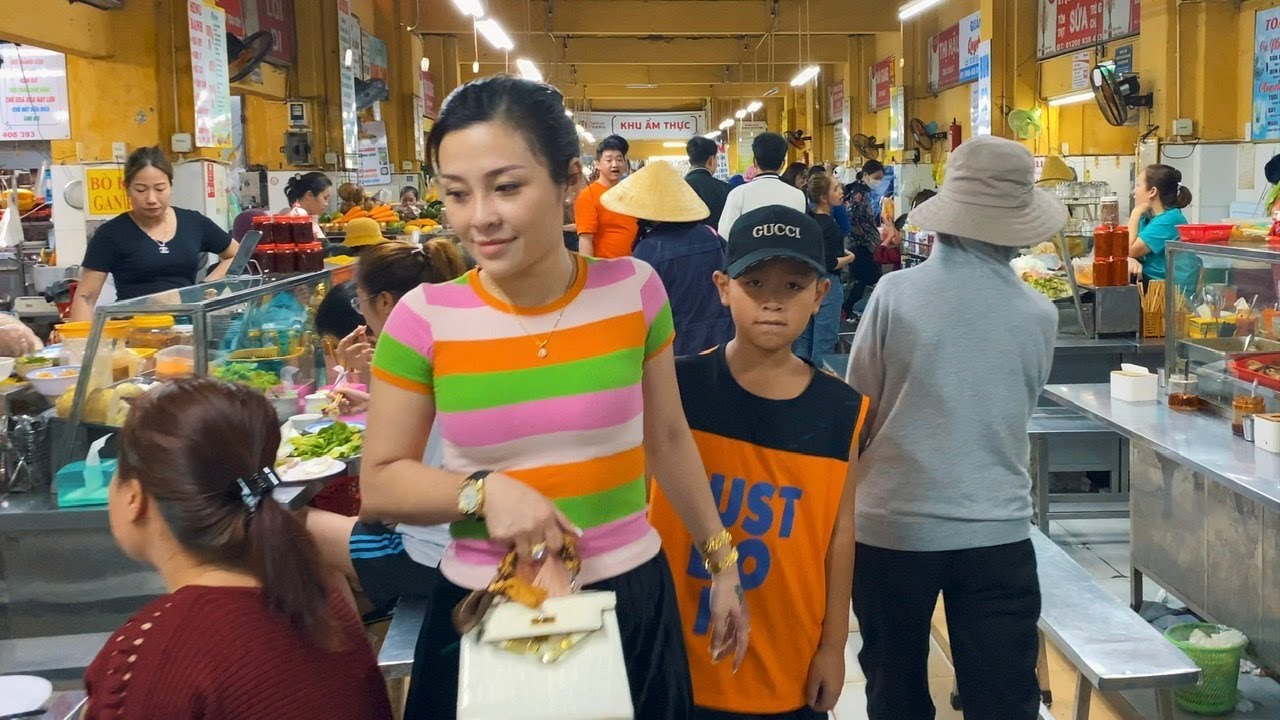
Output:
top-left (516, 58), bottom-right (542, 82)
top-left (452, 0), bottom-right (485, 18)
top-left (746, 100), bottom-right (763, 113)
top-left (663, 141), bottom-right (685, 148)
top-left (735, 109), bottom-right (747, 119)
top-left (476, 18), bottom-right (514, 51)
top-left (1048, 90), bottom-right (1095, 106)
top-left (898, 0), bottom-right (946, 21)
top-left (790, 65), bottom-right (820, 86)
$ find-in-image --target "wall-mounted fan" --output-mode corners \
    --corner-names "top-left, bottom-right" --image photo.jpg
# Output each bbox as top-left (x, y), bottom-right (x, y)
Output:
top-left (354, 78), bottom-right (391, 110)
top-left (786, 129), bottom-right (811, 150)
top-left (1007, 107), bottom-right (1044, 140)
top-left (227, 30), bottom-right (274, 83)
top-left (909, 118), bottom-right (948, 150)
top-left (851, 133), bottom-right (885, 161)
top-left (1090, 64), bottom-right (1152, 127)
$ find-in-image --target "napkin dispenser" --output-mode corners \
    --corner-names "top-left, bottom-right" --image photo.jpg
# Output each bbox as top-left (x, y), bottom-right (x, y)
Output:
top-left (1255, 414), bottom-right (1280, 454)
top-left (1110, 363), bottom-right (1158, 403)
top-left (55, 434), bottom-right (115, 507)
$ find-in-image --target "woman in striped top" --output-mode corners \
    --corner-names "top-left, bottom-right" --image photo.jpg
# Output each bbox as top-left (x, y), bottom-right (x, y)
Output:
top-left (362, 76), bottom-right (748, 719)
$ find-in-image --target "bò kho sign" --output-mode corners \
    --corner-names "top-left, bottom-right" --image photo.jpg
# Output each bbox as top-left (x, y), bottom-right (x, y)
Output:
top-left (581, 111), bottom-right (707, 141)
top-left (928, 11), bottom-right (982, 93)
top-left (85, 167), bottom-right (132, 218)
top-left (869, 56), bottom-right (894, 112)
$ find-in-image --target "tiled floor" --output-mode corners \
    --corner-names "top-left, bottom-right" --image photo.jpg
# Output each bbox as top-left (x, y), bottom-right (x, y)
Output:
top-left (825, 516), bottom-right (1280, 719)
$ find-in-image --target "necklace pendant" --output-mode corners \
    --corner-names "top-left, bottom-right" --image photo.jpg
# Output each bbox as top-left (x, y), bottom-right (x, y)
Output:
top-left (536, 346), bottom-right (548, 359)
top-left (157, 244), bottom-right (170, 254)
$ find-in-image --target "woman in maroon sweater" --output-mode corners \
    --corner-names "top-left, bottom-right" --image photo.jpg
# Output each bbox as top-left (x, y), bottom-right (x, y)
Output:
top-left (84, 378), bottom-right (391, 720)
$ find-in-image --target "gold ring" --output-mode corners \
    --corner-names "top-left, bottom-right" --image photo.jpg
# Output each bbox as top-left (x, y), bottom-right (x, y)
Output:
top-left (531, 542), bottom-right (548, 561)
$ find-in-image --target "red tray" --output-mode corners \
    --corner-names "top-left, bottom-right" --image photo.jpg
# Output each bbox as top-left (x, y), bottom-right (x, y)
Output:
top-left (1229, 353), bottom-right (1280, 392)
top-left (1176, 224), bottom-right (1234, 244)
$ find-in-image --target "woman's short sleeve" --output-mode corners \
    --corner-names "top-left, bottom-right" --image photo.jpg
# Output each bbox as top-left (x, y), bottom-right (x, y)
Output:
top-left (195, 212), bottom-right (233, 255)
top-left (371, 286), bottom-right (435, 394)
top-left (82, 223), bottom-right (119, 273)
top-left (636, 260), bottom-right (675, 359)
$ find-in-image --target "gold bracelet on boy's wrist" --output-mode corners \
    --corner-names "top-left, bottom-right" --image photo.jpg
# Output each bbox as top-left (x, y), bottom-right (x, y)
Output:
top-left (698, 529), bottom-right (733, 556)
top-left (704, 546), bottom-right (740, 575)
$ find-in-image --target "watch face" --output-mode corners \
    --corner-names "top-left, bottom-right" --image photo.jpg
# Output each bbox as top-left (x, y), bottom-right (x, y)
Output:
top-left (459, 483), bottom-right (480, 513)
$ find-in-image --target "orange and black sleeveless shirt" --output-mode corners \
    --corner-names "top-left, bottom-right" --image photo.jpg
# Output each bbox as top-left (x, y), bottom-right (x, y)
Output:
top-left (649, 345), bottom-right (868, 714)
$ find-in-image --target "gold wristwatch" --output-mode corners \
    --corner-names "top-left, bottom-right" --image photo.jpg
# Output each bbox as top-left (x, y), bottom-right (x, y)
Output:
top-left (458, 470), bottom-right (491, 518)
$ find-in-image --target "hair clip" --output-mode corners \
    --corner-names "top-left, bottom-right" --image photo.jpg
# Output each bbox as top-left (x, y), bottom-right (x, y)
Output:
top-left (236, 466), bottom-right (282, 513)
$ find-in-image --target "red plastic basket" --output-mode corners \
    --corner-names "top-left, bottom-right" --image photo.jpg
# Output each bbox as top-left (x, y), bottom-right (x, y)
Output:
top-left (1176, 224), bottom-right (1234, 244)
top-left (1230, 353), bottom-right (1280, 393)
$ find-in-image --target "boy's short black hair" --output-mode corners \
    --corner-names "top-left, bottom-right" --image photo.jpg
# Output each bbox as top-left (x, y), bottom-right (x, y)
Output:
top-left (314, 281), bottom-right (363, 339)
top-left (751, 132), bottom-right (789, 173)
top-left (597, 134), bottom-right (629, 158)
top-left (686, 136), bottom-right (718, 167)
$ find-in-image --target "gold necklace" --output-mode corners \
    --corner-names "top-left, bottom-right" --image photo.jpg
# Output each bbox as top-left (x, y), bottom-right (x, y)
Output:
top-left (485, 255), bottom-right (578, 360)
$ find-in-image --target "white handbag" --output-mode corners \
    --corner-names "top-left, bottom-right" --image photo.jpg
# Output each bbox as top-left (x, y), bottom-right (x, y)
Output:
top-left (457, 590), bottom-right (634, 720)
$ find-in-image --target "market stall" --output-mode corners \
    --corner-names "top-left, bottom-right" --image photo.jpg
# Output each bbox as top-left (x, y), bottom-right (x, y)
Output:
top-left (1044, 238), bottom-right (1280, 674)
top-left (0, 267), bottom-right (369, 639)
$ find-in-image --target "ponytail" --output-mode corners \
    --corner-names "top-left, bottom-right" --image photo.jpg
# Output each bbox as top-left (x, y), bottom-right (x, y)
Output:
top-left (285, 172), bottom-right (333, 204)
top-left (117, 378), bottom-right (342, 649)
top-left (245, 488), bottom-right (339, 650)
top-left (1143, 164), bottom-right (1192, 210)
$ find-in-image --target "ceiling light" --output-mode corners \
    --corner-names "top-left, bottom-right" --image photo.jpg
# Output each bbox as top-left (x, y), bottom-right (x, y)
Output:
top-left (420, 57), bottom-right (430, 73)
top-left (625, 83), bottom-right (658, 89)
top-left (565, 109), bottom-right (574, 118)
top-left (719, 118), bottom-right (735, 130)
top-left (452, 0), bottom-right (485, 18)
top-left (898, 0), bottom-right (947, 21)
top-left (703, 131), bottom-right (721, 139)
top-left (790, 65), bottom-right (820, 87)
top-left (735, 109), bottom-right (747, 119)
top-left (746, 100), bottom-right (763, 113)
top-left (662, 141), bottom-right (685, 148)
top-left (475, 18), bottom-right (513, 51)
top-left (1048, 90), bottom-right (1095, 106)
top-left (472, 61), bottom-right (480, 73)
top-left (763, 87), bottom-right (779, 97)
top-left (516, 58), bottom-right (542, 82)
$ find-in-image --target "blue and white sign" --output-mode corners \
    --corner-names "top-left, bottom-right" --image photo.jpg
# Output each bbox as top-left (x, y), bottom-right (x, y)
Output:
top-left (971, 41), bottom-right (992, 137)
top-left (1253, 6), bottom-right (1280, 141)
top-left (1113, 44), bottom-right (1134, 77)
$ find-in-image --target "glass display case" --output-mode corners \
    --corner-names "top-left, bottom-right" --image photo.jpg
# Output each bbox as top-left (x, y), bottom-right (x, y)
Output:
top-left (53, 269), bottom-right (335, 467)
top-left (1164, 241), bottom-right (1280, 418)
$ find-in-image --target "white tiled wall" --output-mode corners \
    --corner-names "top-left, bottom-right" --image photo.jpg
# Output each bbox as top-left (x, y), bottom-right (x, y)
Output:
top-left (1064, 155), bottom-right (1137, 217)
top-left (1159, 141), bottom-right (1279, 222)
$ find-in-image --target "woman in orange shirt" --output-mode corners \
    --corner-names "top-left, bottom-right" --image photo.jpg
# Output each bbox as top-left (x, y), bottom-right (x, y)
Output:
top-left (575, 134), bottom-right (639, 257)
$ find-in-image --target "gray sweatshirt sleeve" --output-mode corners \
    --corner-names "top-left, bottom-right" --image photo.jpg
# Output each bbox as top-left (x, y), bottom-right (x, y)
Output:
top-left (845, 283), bottom-right (887, 417)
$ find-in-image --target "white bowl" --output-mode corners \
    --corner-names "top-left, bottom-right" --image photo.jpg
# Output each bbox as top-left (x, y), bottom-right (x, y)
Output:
top-left (0, 356), bottom-right (14, 379)
top-left (289, 413), bottom-right (323, 432)
top-left (26, 365), bottom-right (81, 397)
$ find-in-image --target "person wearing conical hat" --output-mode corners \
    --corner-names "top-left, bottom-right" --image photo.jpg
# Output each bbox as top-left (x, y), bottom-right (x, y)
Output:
top-left (603, 161), bottom-right (734, 356)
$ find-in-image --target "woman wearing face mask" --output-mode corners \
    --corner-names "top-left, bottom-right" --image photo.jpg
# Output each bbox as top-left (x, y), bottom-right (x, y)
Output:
top-left (362, 76), bottom-right (748, 719)
top-left (71, 147), bottom-right (240, 320)
top-left (1126, 164), bottom-right (1198, 290)
top-left (575, 134), bottom-right (638, 257)
top-left (280, 171), bottom-right (334, 241)
top-left (85, 378), bottom-right (392, 720)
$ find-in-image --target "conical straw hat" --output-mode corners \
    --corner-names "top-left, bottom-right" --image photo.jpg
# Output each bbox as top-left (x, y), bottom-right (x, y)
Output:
top-left (601, 161), bottom-right (709, 222)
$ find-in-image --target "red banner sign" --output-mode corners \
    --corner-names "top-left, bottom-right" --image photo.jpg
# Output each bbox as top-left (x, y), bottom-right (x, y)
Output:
top-left (870, 56), bottom-right (895, 111)
top-left (1038, 0), bottom-right (1140, 59)
top-left (934, 24), bottom-right (961, 89)
top-left (421, 70), bottom-right (437, 118)
top-left (217, 0), bottom-right (244, 36)
top-left (219, 0), bottom-right (296, 65)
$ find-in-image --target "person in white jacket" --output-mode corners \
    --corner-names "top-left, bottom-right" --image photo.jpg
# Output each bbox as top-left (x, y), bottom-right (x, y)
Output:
top-left (717, 132), bottom-right (807, 241)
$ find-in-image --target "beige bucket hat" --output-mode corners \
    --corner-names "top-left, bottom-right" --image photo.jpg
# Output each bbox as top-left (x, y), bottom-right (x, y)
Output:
top-left (601, 160), bottom-right (709, 222)
top-left (909, 135), bottom-right (1068, 248)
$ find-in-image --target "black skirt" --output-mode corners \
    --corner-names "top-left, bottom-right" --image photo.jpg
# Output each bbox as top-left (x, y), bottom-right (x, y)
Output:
top-left (406, 551), bottom-right (694, 720)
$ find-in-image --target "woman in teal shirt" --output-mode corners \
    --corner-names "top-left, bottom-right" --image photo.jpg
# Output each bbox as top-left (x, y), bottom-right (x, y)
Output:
top-left (1127, 164), bottom-right (1199, 292)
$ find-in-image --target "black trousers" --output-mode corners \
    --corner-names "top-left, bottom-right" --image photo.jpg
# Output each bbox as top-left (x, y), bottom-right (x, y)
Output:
top-left (406, 551), bottom-right (694, 719)
top-left (853, 539), bottom-right (1041, 720)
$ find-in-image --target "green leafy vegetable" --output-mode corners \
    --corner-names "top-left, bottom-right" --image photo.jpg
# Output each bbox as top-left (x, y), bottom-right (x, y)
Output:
top-left (288, 421), bottom-right (363, 459)
top-left (1026, 275), bottom-right (1072, 300)
top-left (212, 362), bottom-right (279, 393)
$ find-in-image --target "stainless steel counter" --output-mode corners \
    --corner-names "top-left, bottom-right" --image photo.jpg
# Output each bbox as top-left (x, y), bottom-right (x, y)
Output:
top-left (1043, 383), bottom-right (1280, 673)
top-left (1043, 384), bottom-right (1280, 510)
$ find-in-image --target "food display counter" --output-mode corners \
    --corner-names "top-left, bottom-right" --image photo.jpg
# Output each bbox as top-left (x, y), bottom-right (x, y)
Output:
top-left (1, 269), bottom-right (356, 641)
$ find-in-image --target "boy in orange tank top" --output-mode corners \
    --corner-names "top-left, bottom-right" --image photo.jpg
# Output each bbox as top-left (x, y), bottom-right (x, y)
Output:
top-left (650, 205), bottom-right (869, 719)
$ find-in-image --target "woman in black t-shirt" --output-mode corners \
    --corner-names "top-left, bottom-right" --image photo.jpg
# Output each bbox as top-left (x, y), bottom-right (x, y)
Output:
top-left (71, 147), bottom-right (238, 320)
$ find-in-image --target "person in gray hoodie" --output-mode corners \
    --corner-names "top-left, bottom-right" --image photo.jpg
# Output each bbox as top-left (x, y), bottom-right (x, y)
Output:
top-left (845, 136), bottom-right (1067, 720)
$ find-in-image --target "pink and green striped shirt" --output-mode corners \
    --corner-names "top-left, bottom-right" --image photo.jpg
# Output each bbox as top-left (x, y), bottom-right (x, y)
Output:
top-left (371, 254), bottom-right (675, 588)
